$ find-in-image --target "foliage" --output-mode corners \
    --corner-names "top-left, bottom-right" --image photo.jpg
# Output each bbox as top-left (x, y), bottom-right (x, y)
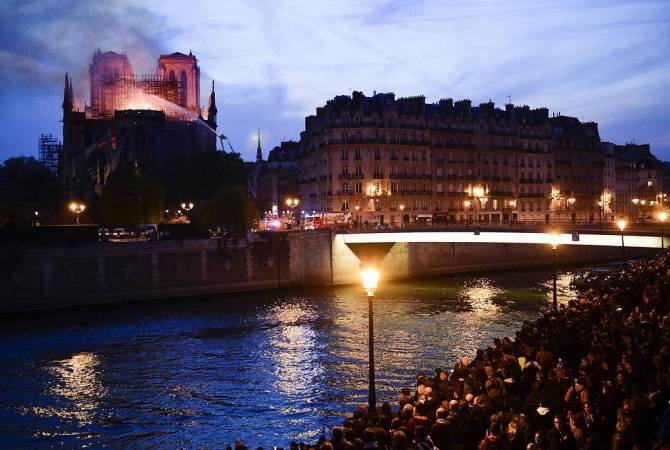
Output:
top-left (0, 156), bottom-right (62, 225)
top-left (192, 185), bottom-right (257, 234)
top-left (160, 151), bottom-right (249, 204)
top-left (100, 165), bottom-right (165, 226)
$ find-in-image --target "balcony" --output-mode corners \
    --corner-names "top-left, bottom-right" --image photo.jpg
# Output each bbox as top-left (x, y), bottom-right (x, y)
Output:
top-left (372, 173), bottom-right (384, 179)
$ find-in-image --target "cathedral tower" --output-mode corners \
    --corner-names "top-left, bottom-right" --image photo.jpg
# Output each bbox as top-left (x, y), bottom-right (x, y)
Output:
top-left (157, 51), bottom-right (201, 113)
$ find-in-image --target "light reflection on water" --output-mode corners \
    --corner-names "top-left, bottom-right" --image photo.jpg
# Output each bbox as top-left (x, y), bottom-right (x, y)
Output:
top-left (0, 268), bottom-right (583, 448)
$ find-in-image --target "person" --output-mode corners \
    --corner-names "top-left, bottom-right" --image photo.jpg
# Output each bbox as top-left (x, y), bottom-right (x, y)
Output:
top-left (414, 426), bottom-right (435, 450)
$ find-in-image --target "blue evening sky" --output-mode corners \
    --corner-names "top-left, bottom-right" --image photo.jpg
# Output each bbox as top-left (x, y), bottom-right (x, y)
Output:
top-left (0, 0), bottom-right (669, 162)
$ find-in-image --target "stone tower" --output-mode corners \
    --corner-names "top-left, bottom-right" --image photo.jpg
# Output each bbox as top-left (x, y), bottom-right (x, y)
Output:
top-left (157, 51), bottom-right (201, 113)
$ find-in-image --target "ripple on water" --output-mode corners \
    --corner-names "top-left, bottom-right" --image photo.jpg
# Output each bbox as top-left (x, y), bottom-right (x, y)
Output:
top-left (0, 267), bottom-right (584, 448)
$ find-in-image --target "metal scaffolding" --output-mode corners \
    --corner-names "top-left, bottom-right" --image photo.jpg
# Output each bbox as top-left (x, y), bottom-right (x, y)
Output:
top-left (38, 134), bottom-right (62, 173)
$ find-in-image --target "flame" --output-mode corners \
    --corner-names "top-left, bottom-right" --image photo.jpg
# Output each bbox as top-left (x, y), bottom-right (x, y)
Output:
top-left (122, 90), bottom-right (198, 121)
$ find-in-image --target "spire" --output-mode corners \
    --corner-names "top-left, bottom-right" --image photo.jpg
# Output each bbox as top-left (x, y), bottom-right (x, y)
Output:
top-left (62, 72), bottom-right (73, 115)
top-left (207, 80), bottom-right (217, 129)
top-left (256, 129), bottom-right (263, 161)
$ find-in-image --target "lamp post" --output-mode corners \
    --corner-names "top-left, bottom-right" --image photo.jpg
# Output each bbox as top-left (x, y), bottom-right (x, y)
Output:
top-left (658, 211), bottom-right (667, 249)
top-left (355, 205), bottom-right (360, 230)
top-left (567, 197), bottom-right (576, 224)
top-left (464, 200), bottom-right (471, 228)
top-left (33, 211), bottom-right (39, 227)
top-left (69, 201), bottom-right (86, 225)
top-left (286, 197), bottom-right (300, 228)
top-left (508, 199), bottom-right (517, 227)
top-left (598, 200), bottom-right (603, 230)
top-left (181, 202), bottom-right (194, 221)
top-left (399, 204), bottom-right (405, 229)
top-left (617, 219), bottom-right (626, 260)
top-left (361, 267), bottom-right (380, 416)
top-left (550, 233), bottom-right (560, 311)
top-left (478, 196), bottom-right (489, 226)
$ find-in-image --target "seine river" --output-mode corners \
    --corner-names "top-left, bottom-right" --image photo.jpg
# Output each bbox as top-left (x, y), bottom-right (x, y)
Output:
top-left (0, 268), bottom-right (581, 448)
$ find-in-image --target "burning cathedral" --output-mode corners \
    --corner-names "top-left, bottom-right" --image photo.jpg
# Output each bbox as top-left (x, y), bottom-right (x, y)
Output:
top-left (60, 50), bottom-right (218, 197)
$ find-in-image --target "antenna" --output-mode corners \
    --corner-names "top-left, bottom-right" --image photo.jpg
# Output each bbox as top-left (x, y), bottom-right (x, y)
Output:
top-left (507, 94), bottom-right (512, 104)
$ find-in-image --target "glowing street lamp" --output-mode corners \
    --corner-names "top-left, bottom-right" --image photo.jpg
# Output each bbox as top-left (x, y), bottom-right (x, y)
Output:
top-left (285, 197), bottom-right (300, 209)
top-left (617, 219), bottom-right (627, 260)
top-left (69, 201), bottom-right (86, 225)
top-left (285, 198), bottom-right (300, 228)
top-left (361, 266), bottom-right (380, 416)
top-left (181, 202), bottom-right (194, 221)
top-left (567, 197), bottom-right (576, 224)
top-left (399, 204), bottom-right (405, 228)
top-left (658, 211), bottom-right (667, 249)
top-left (355, 205), bottom-right (360, 229)
top-left (507, 199), bottom-right (517, 226)
top-left (464, 200), bottom-right (471, 227)
top-left (549, 233), bottom-right (560, 310)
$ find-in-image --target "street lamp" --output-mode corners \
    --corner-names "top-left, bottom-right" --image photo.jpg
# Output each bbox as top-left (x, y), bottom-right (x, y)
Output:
top-left (33, 211), bottom-right (40, 227)
top-left (478, 196), bottom-right (489, 225)
top-left (361, 266), bottom-right (380, 416)
top-left (597, 200), bottom-right (603, 230)
top-left (181, 202), bottom-right (194, 221)
top-left (69, 201), bottom-right (86, 225)
top-left (464, 200), bottom-right (471, 227)
top-left (399, 204), bottom-right (405, 228)
top-left (508, 199), bottom-right (517, 226)
top-left (658, 211), bottom-right (667, 249)
top-left (286, 198), bottom-right (300, 228)
top-left (567, 197), bottom-right (576, 224)
top-left (549, 233), bottom-right (560, 311)
top-left (355, 205), bottom-right (360, 229)
top-left (617, 219), bottom-right (627, 260)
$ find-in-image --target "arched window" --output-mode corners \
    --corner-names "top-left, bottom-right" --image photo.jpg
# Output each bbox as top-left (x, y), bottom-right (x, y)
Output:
top-left (180, 71), bottom-right (188, 107)
top-left (168, 71), bottom-right (176, 81)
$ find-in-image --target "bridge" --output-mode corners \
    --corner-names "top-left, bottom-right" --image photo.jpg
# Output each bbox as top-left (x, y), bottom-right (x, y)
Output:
top-left (328, 227), bottom-right (665, 284)
top-left (340, 228), bottom-right (667, 249)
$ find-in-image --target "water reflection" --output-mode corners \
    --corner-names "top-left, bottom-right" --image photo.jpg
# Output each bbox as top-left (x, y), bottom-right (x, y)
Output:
top-left (265, 302), bottom-right (324, 398)
top-left (0, 267), bottom-right (591, 448)
top-left (41, 352), bottom-right (107, 424)
top-left (460, 278), bottom-right (502, 318)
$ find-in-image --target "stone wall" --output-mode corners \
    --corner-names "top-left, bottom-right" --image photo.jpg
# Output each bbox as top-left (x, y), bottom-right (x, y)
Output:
top-left (0, 230), bottom-right (658, 313)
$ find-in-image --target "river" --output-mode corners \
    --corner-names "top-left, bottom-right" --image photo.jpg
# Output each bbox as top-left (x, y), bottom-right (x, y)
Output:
top-left (0, 267), bottom-right (581, 448)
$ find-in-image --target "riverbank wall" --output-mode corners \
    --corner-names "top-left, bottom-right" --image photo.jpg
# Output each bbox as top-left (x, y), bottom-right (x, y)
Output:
top-left (0, 230), bottom-right (657, 313)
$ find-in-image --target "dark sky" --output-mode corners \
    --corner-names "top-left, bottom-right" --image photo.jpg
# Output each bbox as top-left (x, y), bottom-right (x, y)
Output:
top-left (1, 0), bottom-right (669, 162)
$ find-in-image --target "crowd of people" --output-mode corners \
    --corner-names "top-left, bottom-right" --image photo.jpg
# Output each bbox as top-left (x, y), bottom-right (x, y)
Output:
top-left (239, 251), bottom-right (670, 450)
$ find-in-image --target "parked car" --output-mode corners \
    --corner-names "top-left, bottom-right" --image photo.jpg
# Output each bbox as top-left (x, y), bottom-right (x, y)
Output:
top-left (98, 227), bottom-right (110, 242)
top-left (111, 228), bottom-right (127, 240)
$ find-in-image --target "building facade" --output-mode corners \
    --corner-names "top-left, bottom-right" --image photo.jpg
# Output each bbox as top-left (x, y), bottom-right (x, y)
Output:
top-left (297, 91), bottom-right (663, 226)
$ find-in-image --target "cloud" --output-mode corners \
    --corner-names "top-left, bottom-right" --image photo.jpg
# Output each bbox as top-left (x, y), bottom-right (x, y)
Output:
top-left (0, 0), bottom-right (669, 161)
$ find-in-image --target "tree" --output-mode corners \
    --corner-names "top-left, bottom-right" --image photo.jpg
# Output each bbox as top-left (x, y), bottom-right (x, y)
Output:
top-left (0, 156), bottom-right (62, 225)
top-left (160, 151), bottom-right (249, 203)
top-left (100, 165), bottom-right (165, 226)
top-left (192, 185), bottom-right (257, 234)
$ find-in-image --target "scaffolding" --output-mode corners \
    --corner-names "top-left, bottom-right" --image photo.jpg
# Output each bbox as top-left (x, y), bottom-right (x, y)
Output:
top-left (38, 134), bottom-right (62, 173)
top-left (91, 74), bottom-right (180, 118)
